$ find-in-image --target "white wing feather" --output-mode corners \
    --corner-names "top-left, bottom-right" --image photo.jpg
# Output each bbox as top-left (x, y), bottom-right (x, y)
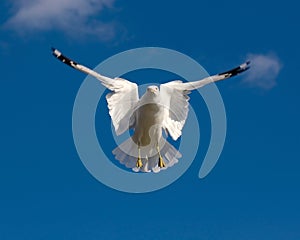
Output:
top-left (79, 68), bottom-right (139, 135)
top-left (51, 48), bottom-right (139, 135)
top-left (160, 61), bottom-right (250, 140)
top-left (71, 65), bottom-right (139, 135)
top-left (160, 81), bottom-right (190, 141)
top-left (105, 78), bottom-right (139, 135)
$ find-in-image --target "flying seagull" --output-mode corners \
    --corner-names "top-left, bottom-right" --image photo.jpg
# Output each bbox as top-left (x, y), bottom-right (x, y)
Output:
top-left (52, 48), bottom-right (250, 173)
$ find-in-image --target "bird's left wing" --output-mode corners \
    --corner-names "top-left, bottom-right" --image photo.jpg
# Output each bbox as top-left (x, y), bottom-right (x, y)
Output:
top-left (52, 48), bottom-right (139, 135)
top-left (160, 61), bottom-right (250, 140)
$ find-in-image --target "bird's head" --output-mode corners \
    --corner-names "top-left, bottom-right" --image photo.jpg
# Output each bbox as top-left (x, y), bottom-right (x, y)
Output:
top-left (147, 85), bottom-right (159, 95)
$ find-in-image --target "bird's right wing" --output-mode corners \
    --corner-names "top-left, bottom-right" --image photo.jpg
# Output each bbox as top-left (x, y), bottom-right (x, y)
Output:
top-left (160, 61), bottom-right (250, 140)
top-left (52, 48), bottom-right (139, 135)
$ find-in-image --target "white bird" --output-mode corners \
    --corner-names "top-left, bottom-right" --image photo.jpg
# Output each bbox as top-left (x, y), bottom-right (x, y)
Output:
top-left (52, 48), bottom-right (250, 173)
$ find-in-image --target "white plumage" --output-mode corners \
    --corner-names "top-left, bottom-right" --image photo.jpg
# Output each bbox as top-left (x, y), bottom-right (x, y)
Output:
top-left (52, 48), bottom-right (250, 173)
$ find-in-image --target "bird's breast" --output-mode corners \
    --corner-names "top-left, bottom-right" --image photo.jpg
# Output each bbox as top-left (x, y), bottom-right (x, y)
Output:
top-left (136, 103), bottom-right (164, 125)
top-left (131, 103), bottom-right (164, 145)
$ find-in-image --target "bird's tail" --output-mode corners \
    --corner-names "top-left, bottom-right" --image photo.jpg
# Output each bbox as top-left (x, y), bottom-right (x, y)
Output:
top-left (112, 137), bottom-right (181, 173)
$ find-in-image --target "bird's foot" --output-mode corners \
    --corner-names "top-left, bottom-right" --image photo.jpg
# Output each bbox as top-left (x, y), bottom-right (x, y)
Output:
top-left (158, 156), bottom-right (166, 168)
top-left (136, 157), bottom-right (143, 168)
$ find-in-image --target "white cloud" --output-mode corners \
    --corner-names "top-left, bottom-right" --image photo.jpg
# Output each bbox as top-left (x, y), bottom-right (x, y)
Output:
top-left (243, 53), bottom-right (282, 90)
top-left (3, 0), bottom-right (117, 40)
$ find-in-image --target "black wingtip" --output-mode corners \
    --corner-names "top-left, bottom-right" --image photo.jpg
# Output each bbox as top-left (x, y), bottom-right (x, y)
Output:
top-left (240, 60), bottom-right (251, 71)
top-left (51, 48), bottom-right (78, 68)
top-left (218, 61), bottom-right (251, 77)
top-left (51, 47), bottom-right (61, 58)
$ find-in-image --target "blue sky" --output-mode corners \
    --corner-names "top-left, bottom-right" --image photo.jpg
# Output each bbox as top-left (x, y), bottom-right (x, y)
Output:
top-left (1, 0), bottom-right (300, 239)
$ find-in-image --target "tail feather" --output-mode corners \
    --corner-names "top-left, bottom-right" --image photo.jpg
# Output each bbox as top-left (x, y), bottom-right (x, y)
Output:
top-left (112, 137), bottom-right (181, 173)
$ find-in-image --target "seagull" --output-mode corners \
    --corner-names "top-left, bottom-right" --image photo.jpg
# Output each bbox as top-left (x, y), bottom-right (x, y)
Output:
top-left (52, 48), bottom-right (250, 173)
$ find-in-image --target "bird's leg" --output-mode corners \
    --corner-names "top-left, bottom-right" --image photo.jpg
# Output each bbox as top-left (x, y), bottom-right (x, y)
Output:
top-left (136, 145), bottom-right (143, 168)
top-left (157, 145), bottom-right (166, 168)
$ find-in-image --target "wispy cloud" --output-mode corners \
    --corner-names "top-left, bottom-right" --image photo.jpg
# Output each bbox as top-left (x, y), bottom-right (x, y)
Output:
top-left (3, 0), bottom-right (117, 40)
top-left (243, 53), bottom-right (282, 90)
